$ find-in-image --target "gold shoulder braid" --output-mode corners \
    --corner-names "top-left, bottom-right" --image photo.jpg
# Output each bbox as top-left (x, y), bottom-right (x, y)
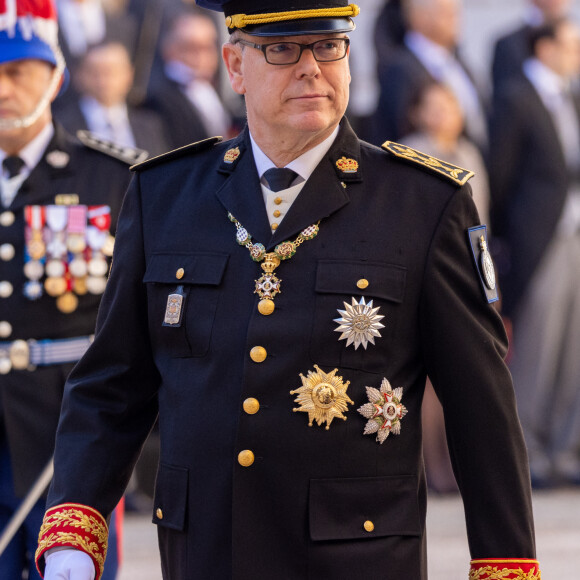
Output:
top-left (381, 141), bottom-right (474, 186)
top-left (228, 213), bottom-right (320, 315)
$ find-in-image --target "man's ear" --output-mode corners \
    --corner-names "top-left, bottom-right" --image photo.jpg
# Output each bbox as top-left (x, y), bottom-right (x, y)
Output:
top-left (222, 42), bottom-right (246, 95)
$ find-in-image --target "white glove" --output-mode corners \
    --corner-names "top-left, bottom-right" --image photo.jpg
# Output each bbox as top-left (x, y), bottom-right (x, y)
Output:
top-left (44, 548), bottom-right (96, 580)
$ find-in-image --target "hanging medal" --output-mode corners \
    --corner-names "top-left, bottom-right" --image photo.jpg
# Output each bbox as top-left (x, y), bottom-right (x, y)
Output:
top-left (86, 206), bottom-right (111, 295)
top-left (44, 205), bottom-right (69, 296)
top-left (23, 206), bottom-right (46, 300)
top-left (228, 213), bottom-right (320, 315)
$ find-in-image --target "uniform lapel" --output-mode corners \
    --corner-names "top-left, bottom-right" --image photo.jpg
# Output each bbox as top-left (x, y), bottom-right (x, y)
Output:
top-left (215, 128), bottom-right (273, 244)
top-left (268, 119), bottom-right (361, 249)
top-left (11, 123), bottom-right (75, 211)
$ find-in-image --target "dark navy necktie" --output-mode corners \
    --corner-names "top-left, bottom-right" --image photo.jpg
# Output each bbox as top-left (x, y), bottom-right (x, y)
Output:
top-left (2, 156), bottom-right (25, 179)
top-left (263, 167), bottom-right (298, 192)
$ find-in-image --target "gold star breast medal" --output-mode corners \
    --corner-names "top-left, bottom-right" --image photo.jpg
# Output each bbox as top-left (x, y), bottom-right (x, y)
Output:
top-left (290, 365), bottom-right (353, 430)
top-left (358, 378), bottom-right (407, 444)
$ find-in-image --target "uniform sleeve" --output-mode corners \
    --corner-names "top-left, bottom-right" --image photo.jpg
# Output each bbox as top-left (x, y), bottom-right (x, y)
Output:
top-left (36, 174), bottom-right (160, 580)
top-left (418, 185), bottom-right (538, 573)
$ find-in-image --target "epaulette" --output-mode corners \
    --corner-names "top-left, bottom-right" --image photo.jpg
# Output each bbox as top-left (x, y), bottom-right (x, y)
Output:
top-left (130, 136), bottom-right (223, 172)
top-left (381, 141), bottom-right (474, 186)
top-left (76, 130), bottom-right (148, 165)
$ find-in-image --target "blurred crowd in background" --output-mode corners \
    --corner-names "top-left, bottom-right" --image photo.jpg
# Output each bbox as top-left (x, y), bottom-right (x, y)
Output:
top-left (49, 0), bottom-right (580, 496)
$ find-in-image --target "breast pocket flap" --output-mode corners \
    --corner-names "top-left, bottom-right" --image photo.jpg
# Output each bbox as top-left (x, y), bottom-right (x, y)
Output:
top-left (315, 260), bottom-right (406, 303)
top-left (143, 252), bottom-right (229, 285)
top-left (309, 475), bottom-right (421, 541)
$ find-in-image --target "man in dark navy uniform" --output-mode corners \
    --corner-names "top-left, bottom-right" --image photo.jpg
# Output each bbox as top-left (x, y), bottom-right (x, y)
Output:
top-left (0, 1), bottom-right (144, 578)
top-left (37, 2), bottom-right (540, 580)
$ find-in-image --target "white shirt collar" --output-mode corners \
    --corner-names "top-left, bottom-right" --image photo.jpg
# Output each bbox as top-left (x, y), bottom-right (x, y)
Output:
top-left (80, 96), bottom-right (129, 125)
top-left (0, 122), bottom-right (54, 175)
top-left (250, 125), bottom-right (340, 185)
top-left (524, 6), bottom-right (545, 27)
top-left (405, 31), bottom-right (452, 71)
top-left (524, 57), bottom-right (570, 107)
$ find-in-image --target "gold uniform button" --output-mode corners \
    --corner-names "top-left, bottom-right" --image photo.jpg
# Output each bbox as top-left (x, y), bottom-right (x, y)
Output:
top-left (258, 299), bottom-right (275, 316)
top-left (273, 210), bottom-right (281, 218)
top-left (250, 346), bottom-right (267, 363)
top-left (176, 268), bottom-right (185, 280)
top-left (363, 520), bottom-right (375, 533)
top-left (271, 223), bottom-right (279, 231)
top-left (238, 450), bottom-right (255, 467)
top-left (274, 197), bottom-right (282, 205)
top-left (357, 278), bottom-right (369, 290)
top-left (0, 212), bottom-right (15, 227)
top-left (243, 398), bottom-right (260, 415)
top-left (156, 508), bottom-right (163, 520)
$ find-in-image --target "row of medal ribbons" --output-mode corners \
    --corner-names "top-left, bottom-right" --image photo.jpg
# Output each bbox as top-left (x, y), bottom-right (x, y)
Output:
top-left (22, 204), bottom-right (114, 313)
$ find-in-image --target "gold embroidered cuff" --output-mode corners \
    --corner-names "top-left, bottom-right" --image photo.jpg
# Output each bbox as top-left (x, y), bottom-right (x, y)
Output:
top-left (469, 558), bottom-right (541, 579)
top-left (35, 503), bottom-right (108, 580)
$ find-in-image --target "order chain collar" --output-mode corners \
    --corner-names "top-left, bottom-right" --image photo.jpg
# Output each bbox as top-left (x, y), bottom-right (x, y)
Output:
top-left (228, 212), bottom-right (320, 315)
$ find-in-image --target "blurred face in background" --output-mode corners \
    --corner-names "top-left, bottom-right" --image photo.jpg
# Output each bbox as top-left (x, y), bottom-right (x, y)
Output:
top-left (411, 83), bottom-right (464, 146)
top-left (406, 0), bottom-right (461, 50)
top-left (76, 42), bottom-right (134, 107)
top-left (538, 20), bottom-right (580, 79)
top-left (162, 14), bottom-right (219, 82)
top-left (532, 0), bottom-right (571, 21)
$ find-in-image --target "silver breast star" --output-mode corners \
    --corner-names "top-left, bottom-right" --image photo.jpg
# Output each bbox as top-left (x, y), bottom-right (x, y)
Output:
top-left (333, 296), bottom-right (385, 350)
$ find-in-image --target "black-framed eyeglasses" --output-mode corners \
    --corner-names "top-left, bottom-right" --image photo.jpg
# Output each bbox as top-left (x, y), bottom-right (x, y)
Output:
top-left (235, 37), bottom-right (350, 65)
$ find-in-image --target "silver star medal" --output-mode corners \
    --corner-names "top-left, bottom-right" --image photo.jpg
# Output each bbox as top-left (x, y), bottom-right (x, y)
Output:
top-left (334, 296), bottom-right (385, 349)
top-left (358, 378), bottom-right (407, 444)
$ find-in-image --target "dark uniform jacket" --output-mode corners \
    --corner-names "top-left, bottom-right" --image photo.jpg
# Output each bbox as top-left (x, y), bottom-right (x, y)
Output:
top-left (0, 123), bottom-right (135, 496)
top-left (47, 120), bottom-right (536, 579)
top-left (489, 77), bottom-right (580, 315)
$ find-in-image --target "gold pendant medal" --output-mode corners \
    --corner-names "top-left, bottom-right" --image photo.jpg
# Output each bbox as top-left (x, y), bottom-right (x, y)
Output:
top-left (228, 213), bottom-right (320, 315)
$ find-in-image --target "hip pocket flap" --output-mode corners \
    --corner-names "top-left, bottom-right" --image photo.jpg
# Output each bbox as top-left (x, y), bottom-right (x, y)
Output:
top-left (152, 463), bottom-right (189, 531)
top-left (309, 475), bottom-right (421, 541)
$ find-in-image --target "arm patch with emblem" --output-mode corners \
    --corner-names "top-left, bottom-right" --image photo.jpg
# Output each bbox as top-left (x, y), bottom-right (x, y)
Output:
top-left (467, 225), bottom-right (498, 304)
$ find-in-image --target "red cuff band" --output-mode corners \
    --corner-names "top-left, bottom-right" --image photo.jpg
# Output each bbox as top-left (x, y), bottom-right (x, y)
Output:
top-left (469, 559), bottom-right (541, 579)
top-left (35, 503), bottom-right (109, 580)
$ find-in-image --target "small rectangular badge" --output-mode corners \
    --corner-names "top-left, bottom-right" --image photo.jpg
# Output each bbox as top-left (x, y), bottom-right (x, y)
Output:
top-left (163, 285), bottom-right (186, 326)
top-left (467, 225), bottom-right (499, 304)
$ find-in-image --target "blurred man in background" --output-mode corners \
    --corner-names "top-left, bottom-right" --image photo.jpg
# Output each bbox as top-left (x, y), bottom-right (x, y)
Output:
top-left (490, 18), bottom-right (580, 488)
top-left (491, 0), bottom-right (572, 98)
top-left (146, 9), bottom-right (234, 149)
top-left (371, 0), bottom-right (487, 151)
top-left (57, 41), bottom-right (168, 156)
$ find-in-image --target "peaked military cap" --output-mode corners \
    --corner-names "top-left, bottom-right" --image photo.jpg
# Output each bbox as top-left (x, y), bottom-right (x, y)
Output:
top-left (195, 0), bottom-right (359, 36)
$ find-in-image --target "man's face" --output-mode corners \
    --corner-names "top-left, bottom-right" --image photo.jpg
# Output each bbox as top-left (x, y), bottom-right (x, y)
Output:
top-left (164, 15), bottom-right (219, 82)
top-left (532, 0), bottom-right (570, 21)
top-left (0, 58), bottom-right (54, 148)
top-left (77, 43), bottom-right (134, 107)
top-left (551, 22), bottom-right (580, 78)
top-left (224, 33), bottom-right (351, 144)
